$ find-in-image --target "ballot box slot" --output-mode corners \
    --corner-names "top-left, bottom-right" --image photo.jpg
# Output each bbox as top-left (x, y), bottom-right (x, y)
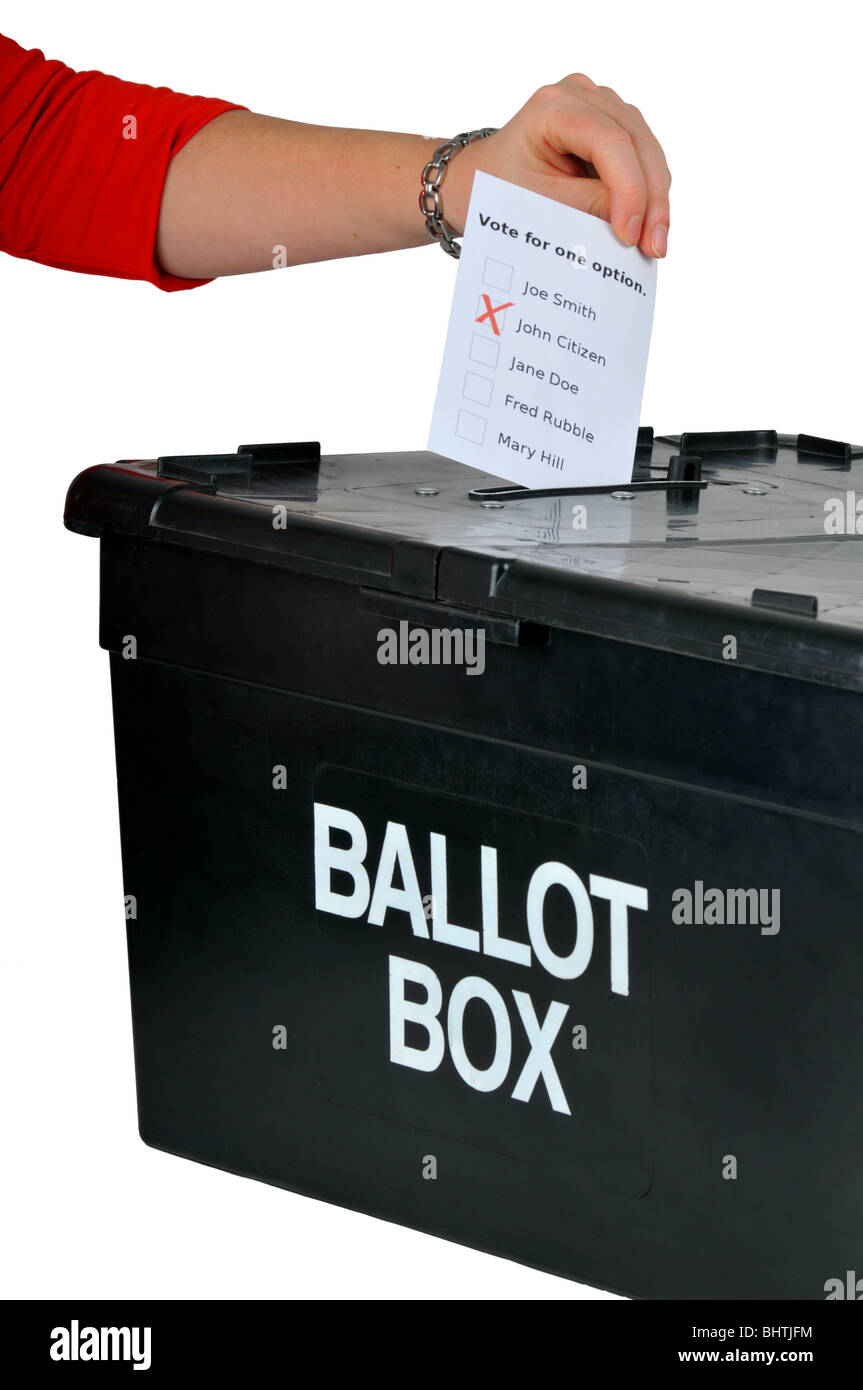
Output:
top-left (469, 477), bottom-right (708, 501)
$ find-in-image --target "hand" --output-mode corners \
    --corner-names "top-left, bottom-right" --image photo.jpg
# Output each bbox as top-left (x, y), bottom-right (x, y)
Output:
top-left (446, 74), bottom-right (671, 258)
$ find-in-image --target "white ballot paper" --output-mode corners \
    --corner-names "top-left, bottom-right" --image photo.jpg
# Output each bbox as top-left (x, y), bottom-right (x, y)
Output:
top-left (429, 172), bottom-right (657, 489)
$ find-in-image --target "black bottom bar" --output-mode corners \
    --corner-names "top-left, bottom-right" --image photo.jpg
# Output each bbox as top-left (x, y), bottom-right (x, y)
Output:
top-left (5, 1297), bottom-right (859, 1376)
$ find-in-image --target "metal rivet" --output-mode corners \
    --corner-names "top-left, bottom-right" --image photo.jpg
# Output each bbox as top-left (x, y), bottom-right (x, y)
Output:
top-left (611, 490), bottom-right (636, 501)
top-left (414, 485), bottom-right (439, 496)
top-left (480, 501), bottom-right (505, 509)
top-left (742, 486), bottom-right (767, 495)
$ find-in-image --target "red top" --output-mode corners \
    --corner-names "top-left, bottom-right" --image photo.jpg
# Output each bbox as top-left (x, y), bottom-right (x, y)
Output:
top-left (0, 33), bottom-right (245, 290)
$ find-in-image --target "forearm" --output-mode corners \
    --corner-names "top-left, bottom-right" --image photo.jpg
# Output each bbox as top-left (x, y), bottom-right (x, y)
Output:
top-left (155, 112), bottom-right (452, 277)
top-left (156, 77), bottom-right (672, 284)
top-left (2, 47), bottom-right (669, 290)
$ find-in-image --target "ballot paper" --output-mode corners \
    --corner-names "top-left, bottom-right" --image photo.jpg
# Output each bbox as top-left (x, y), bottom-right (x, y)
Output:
top-left (428, 172), bottom-right (657, 489)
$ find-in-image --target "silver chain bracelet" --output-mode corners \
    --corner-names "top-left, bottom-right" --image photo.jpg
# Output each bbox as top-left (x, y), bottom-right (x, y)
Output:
top-left (420, 129), bottom-right (498, 259)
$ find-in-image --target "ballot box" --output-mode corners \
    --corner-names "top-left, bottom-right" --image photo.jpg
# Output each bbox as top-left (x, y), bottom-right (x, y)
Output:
top-left (65, 430), bottom-right (863, 1300)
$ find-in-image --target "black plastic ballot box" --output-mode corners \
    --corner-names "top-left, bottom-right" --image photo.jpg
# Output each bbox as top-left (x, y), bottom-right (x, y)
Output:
top-left (65, 430), bottom-right (863, 1301)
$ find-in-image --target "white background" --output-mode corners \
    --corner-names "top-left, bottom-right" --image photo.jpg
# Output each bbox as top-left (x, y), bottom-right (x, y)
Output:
top-left (1, 0), bottom-right (859, 1301)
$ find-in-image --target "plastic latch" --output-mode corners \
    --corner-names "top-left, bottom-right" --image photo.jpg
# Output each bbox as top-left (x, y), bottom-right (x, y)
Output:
top-left (156, 441), bottom-right (321, 491)
top-left (751, 588), bottom-right (818, 618)
top-left (666, 454), bottom-right (702, 515)
top-left (237, 441), bottom-right (321, 472)
top-left (797, 433), bottom-right (852, 463)
top-left (668, 453), bottom-right (702, 482)
top-left (631, 426), bottom-right (655, 481)
top-left (679, 430), bottom-right (778, 456)
top-left (156, 452), bottom-right (254, 488)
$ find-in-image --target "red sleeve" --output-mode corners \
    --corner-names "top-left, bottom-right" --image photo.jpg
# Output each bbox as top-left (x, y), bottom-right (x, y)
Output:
top-left (0, 33), bottom-right (247, 290)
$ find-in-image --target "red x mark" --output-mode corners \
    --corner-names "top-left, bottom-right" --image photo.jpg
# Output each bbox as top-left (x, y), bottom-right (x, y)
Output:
top-left (476, 293), bottom-right (514, 336)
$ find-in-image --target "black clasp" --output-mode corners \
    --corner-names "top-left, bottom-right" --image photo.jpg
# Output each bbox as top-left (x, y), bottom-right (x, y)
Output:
top-left (157, 442), bottom-right (321, 494)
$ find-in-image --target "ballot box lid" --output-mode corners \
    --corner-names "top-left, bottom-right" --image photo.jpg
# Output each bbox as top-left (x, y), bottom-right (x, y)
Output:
top-left (65, 429), bottom-right (863, 691)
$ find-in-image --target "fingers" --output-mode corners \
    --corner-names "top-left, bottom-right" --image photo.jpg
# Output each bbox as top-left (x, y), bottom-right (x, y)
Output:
top-left (571, 80), bottom-right (671, 257)
top-left (537, 76), bottom-right (671, 257)
top-left (536, 84), bottom-right (646, 246)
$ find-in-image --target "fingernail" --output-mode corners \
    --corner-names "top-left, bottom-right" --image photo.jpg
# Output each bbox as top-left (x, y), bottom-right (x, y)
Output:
top-left (652, 224), bottom-right (668, 258)
top-left (624, 214), bottom-right (642, 246)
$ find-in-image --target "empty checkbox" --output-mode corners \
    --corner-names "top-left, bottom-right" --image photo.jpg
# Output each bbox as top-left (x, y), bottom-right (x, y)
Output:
top-left (482, 257), bottom-right (514, 292)
top-left (463, 371), bottom-right (494, 407)
top-left (469, 334), bottom-right (500, 369)
top-left (455, 410), bottom-right (487, 445)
